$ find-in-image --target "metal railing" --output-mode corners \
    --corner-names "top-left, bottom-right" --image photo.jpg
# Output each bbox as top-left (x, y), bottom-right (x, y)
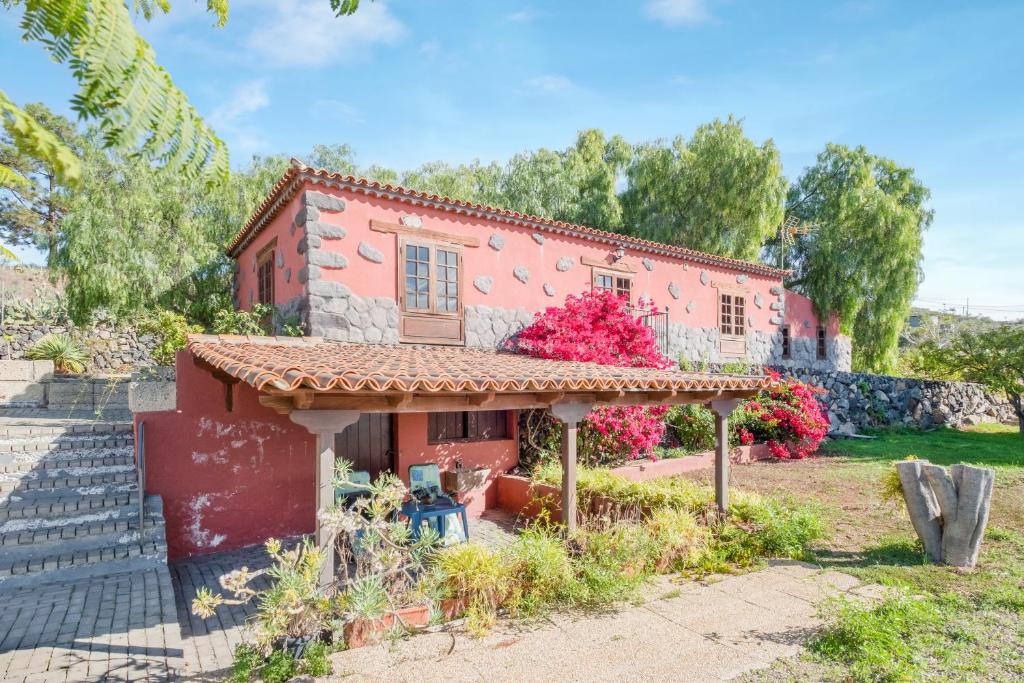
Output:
top-left (136, 420), bottom-right (146, 530)
top-left (627, 306), bottom-right (669, 357)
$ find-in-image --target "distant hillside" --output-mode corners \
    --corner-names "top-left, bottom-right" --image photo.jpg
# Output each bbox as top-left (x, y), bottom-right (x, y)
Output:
top-left (903, 306), bottom-right (1023, 347)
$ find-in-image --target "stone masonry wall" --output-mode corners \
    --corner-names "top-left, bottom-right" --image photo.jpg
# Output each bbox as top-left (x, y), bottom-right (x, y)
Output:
top-left (0, 322), bottom-right (157, 372)
top-left (786, 368), bottom-right (1016, 434)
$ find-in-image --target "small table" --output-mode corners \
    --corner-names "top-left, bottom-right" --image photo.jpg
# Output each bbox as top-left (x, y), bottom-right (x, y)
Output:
top-left (400, 499), bottom-right (469, 542)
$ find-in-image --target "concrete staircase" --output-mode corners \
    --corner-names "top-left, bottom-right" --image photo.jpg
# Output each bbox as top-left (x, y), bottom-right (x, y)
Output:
top-left (0, 415), bottom-right (169, 589)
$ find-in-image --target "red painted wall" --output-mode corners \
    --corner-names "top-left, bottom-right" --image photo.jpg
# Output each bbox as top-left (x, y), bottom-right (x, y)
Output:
top-left (234, 193), bottom-right (307, 310)
top-left (139, 355), bottom-right (522, 556)
top-left (393, 412), bottom-right (519, 517)
top-left (136, 352), bottom-right (316, 559)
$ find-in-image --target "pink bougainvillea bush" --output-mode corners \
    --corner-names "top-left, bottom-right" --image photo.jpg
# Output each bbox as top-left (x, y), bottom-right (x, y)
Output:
top-left (508, 290), bottom-right (673, 464)
top-left (734, 370), bottom-right (830, 459)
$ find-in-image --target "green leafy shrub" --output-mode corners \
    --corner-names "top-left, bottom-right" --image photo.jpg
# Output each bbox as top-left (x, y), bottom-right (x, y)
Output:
top-left (809, 591), bottom-right (943, 683)
top-left (259, 649), bottom-right (297, 683)
top-left (645, 507), bottom-right (708, 571)
top-left (433, 543), bottom-right (510, 635)
top-left (25, 333), bottom-right (88, 373)
top-left (231, 643), bottom-right (262, 683)
top-left (664, 404), bottom-right (716, 452)
top-left (212, 303), bottom-right (274, 335)
top-left (300, 641), bottom-right (331, 677)
top-left (719, 493), bottom-right (825, 565)
top-left (568, 524), bottom-right (658, 605)
top-left (534, 464), bottom-right (713, 514)
top-left (502, 526), bottom-right (575, 614)
top-left (140, 310), bottom-right (202, 365)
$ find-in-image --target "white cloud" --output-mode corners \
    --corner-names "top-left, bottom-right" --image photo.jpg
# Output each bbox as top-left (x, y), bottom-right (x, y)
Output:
top-left (644, 0), bottom-right (711, 26)
top-left (208, 79), bottom-right (272, 157)
top-left (505, 9), bottom-right (537, 23)
top-left (209, 79), bottom-right (270, 128)
top-left (523, 75), bottom-right (575, 94)
top-left (310, 98), bottom-right (363, 123)
top-left (245, 1), bottom-right (405, 68)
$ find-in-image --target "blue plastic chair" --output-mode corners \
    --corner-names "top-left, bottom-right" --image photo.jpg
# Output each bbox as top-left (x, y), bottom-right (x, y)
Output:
top-left (404, 464), bottom-right (468, 542)
top-left (335, 470), bottom-right (371, 507)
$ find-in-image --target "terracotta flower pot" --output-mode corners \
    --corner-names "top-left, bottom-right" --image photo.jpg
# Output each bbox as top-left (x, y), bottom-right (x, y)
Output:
top-left (343, 604), bottom-right (432, 649)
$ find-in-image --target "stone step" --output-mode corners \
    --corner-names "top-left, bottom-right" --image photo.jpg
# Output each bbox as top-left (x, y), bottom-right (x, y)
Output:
top-left (0, 484), bottom-right (139, 522)
top-left (0, 432), bottom-right (134, 454)
top-left (0, 420), bottom-right (133, 438)
top-left (0, 502), bottom-right (153, 546)
top-left (0, 497), bottom-right (164, 556)
top-left (0, 448), bottom-right (134, 474)
top-left (0, 464), bottom-right (137, 495)
top-left (0, 495), bottom-right (166, 585)
top-left (0, 552), bottom-right (168, 591)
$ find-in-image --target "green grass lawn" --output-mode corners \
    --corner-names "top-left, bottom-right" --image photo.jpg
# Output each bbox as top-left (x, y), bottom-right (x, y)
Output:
top-left (704, 425), bottom-right (1024, 683)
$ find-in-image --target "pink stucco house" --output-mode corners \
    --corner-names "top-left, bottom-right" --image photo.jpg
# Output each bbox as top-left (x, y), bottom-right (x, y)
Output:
top-left (135, 160), bottom-right (848, 566)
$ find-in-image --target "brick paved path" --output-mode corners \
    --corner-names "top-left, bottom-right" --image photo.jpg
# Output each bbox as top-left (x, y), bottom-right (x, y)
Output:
top-left (0, 569), bottom-right (183, 683)
top-left (169, 544), bottom-right (277, 680)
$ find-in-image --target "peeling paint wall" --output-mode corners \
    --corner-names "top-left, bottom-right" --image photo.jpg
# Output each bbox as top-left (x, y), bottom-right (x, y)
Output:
top-left (135, 352), bottom-right (315, 559)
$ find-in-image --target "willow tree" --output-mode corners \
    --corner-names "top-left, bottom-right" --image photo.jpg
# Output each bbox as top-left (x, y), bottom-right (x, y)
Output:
top-left (621, 116), bottom-right (786, 261)
top-left (500, 128), bottom-right (632, 229)
top-left (53, 139), bottom-right (287, 326)
top-left (782, 144), bottom-right (932, 372)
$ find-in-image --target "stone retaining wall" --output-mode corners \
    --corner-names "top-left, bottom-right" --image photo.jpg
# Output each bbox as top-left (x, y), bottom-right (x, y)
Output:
top-left (0, 323), bottom-right (157, 372)
top-left (786, 369), bottom-right (1016, 434)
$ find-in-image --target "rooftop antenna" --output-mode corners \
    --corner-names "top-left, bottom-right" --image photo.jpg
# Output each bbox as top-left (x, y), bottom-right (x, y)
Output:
top-left (776, 216), bottom-right (820, 272)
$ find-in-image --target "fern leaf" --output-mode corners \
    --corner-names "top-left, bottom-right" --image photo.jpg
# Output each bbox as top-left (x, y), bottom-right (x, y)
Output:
top-left (0, 90), bottom-right (82, 184)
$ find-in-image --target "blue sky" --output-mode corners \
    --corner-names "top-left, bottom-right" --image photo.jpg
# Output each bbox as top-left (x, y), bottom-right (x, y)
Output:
top-left (3, 0), bottom-right (1023, 319)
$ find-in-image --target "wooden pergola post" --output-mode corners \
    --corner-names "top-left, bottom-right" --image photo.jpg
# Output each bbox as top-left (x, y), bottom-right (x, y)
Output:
top-left (709, 399), bottom-right (742, 517)
top-left (549, 403), bottom-right (593, 534)
top-left (289, 409), bottom-right (360, 589)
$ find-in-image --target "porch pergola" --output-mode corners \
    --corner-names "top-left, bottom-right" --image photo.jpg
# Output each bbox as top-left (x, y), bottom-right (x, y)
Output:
top-left (188, 335), bottom-right (769, 586)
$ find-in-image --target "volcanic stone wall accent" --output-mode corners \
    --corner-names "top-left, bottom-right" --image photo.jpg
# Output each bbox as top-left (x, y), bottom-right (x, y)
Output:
top-left (0, 323), bottom-right (157, 372)
top-left (303, 281), bottom-right (399, 344)
top-left (786, 369), bottom-right (1016, 434)
top-left (464, 305), bottom-right (535, 348)
top-left (665, 323), bottom-right (851, 372)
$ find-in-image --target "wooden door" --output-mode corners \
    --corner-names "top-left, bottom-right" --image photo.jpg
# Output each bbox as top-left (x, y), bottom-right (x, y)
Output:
top-left (335, 414), bottom-right (394, 480)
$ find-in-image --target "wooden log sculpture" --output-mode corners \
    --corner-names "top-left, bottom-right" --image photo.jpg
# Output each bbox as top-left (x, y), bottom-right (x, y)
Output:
top-left (895, 460), bottom-right (995, 569)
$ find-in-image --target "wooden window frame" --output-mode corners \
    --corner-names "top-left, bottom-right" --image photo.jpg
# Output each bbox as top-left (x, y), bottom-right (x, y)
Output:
top-left (718, 291), bottom-right (747, 338)
top-left (716, 286), bottom-right (747, 357)
top-left (398, 237), bottom-right (465, 344)
top-left (816, 325), bottom-right (828, 360)
top-left (427, 410), bottom-right (511, 444)
top-left (781, 325), bottom-right (791, 359)
top-left (592, 268), bottom-right (633, 303)
top-left (256, 239), bottom-right (277, 306)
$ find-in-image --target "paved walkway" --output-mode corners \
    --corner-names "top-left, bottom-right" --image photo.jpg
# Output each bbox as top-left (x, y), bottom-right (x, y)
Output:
top-left (0, 569), bottom-right (183, 683)
top-left (168, 513), bottom-right (522, 679)
top-left (329, 561), bottom-right (869, 683)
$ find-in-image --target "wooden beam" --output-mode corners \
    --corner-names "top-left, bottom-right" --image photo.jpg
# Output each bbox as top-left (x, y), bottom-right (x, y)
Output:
top-left (258, 388), bottom-right (759, 414)
top-left (468, 391), bottom-right (496, 407)
top-left (258, 395), bottom-right (294, 414)
top-left (293, 390), bottom-right (315, 410)
top-left (370, 219), bottom-right (480, 247)
top-left (580, 255), bottom-right (637, 273)
top-left (387, 393), bottom-right (414, 409)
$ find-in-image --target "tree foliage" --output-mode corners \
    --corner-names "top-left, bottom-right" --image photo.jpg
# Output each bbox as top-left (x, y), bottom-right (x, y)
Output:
top-left (916, 326), bottom-right (1024, 435)
top-left (781, 144), bottom-right (932, 372)
top-left (3, 0), bottom-right (230, 182)
top-left (622, 117), bottom-right (786, 261)
top-left (0, 103), bottom-right (84, 259)
top-left (51, 136), bottom-right (286, 326)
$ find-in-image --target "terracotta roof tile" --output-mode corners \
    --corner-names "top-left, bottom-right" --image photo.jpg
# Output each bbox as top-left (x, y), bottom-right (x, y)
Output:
top-left (225, 160), bottom-right (788, 278)
top-left (187, 335), bottom-right (770, 395)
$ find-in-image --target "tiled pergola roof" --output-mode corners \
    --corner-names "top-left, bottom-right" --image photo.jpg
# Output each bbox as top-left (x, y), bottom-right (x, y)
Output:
top-left (187, 335), bottom-right (770, 396)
